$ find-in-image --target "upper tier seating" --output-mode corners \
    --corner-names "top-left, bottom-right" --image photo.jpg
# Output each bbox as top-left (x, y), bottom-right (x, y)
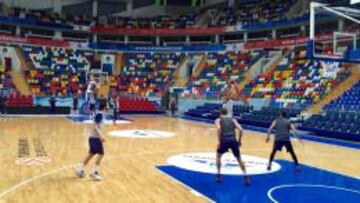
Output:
top-left (324, 82), bottom-right (360, 111)
top-left (185, 51), bottom-right (260, 99)
top-left (242, 47), bottom-right (351, 110)
top-left (3, 0), bottom-right (298, 30)
top-left (23, 46), bottom-right (93, 96)
top-left (6, 7), bottom-right (94, 26)
top-left (107, 14), bottom-right (198, 29)
top-left (210, 0), bottom-right (296, 27)
top-left (5, 7), bottom-right (197, 29)
top-left (110, 52), bottom-right (180, 97)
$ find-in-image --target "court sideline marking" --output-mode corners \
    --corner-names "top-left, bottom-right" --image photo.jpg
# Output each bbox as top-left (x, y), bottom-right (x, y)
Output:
top-left (156, 168), bottom-right (215, 203)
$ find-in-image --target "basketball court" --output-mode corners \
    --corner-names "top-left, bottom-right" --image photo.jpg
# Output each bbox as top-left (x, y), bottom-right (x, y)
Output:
top-left (0, 116), bottom-right (359, 202)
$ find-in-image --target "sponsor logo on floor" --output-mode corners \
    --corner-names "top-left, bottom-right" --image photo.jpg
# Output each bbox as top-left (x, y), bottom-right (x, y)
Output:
top-left (16, 137), bottom-right (52, 166)
top-left (167, 152), bottom-right (281, 175)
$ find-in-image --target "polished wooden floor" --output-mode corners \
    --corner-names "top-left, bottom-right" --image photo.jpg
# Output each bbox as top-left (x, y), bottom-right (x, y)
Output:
top-left (0, 116), bottom-right (359, 203)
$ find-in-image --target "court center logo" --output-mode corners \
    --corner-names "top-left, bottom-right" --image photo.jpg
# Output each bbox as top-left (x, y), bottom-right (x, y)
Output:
top-left (109, 130), bottom-right (175, 139)
top-left (167, 152), bottom-right (281, 175)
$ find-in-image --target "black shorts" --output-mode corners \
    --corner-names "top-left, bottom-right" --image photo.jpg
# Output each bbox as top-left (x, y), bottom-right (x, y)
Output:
top-left (273, 140), bottom-right (294, 152)
top-left (89, 103), bottom-right (95, 111)
top-left (89, 138), bottom-right (104, 155)
top-left (217, 138), bottom-right (240, 158)
top-left (113, 108), bottom-right (118, 120)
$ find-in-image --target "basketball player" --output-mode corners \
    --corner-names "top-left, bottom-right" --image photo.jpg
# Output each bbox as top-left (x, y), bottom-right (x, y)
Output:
top-left (222, 97), bottom-right (234, 118)
top-left (76, 103), bottom-right (107, 181)
top-left (0, 92), bottom-right (7, 118)
top-left (266, 110), bottom-right (302, 171)
top-left (72, 92), bottom-right (79, 112)
top-left (88, 89), bottom-right (96, 118)
top-left (113, 94), bottom-right (120, 124)
top-left (169, 96), bottom-right (177, 117)
top-left (215, 108), bottom-right (250, 186)
top-left (49, 95), bottom-right (56, 114)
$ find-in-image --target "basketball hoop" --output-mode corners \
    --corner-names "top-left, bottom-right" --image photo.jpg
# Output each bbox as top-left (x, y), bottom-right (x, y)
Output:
top-left (309, 1), bottom-right (360, 62)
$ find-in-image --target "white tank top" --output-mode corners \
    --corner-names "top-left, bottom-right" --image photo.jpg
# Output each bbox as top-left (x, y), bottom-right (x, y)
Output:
top-left (89, 113), bottom-right (104, 138)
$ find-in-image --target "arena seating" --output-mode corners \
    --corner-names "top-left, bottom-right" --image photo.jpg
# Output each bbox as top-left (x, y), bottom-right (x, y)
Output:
top-left (0, 63), bottom-right (13, 90)
top-left (6, 93), bottom-right (33, 107)
top-left (302, 111), bottom-right (360, 141)
top-left (242, 47), bottom-right (351, 110)
top-left (117, 97), bottom-right (164, 114)
top-left (301, 81), bottom-right (360, 141)
top-left (110, 52), bottom-right (180, 97)
top-left (4, 1), bottom-right (297, 30)
top-left (211, 0), bottom-right (296, 27)
top-left (185, 51), bottom-right (260, 99)
top-left (185, 103), bottom-right (253, 120)
top-left (0, 56), bottom-right (33, 107)
top-left (324, 82), bottom-right (360, 111)
top-left (239, 107), bottom-right (301, 128)
top-left (6, 7), bottom-right (94, 26)
top-left (5, 7), bottom-right (197, 29)
top-left (107, 14), bottom-right (198, 29)
top-left (185, 103), bottom-right (300, 128)
top-left (22, 46), bottom-right (92, 96)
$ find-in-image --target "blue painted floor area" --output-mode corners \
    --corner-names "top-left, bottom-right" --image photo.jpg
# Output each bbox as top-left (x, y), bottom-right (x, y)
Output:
top-left (67, 114), bottom-right (132, 123)
top-left (157, 160), bottom-right (360, 203)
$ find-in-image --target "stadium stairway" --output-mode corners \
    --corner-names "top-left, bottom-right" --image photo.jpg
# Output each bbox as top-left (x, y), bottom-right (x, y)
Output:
top-left (11, 71), bottom-right (31, 95)
top-left (237, 50), bottom-right (287, 93)
top-left (114, 53), bottom-right (123, 75)
top-left (15, 47), bottom-right (30, 72)
top-left (192, 53), bottom-right (208, 78)
top-left (11, 47), bottom-right (31, 95)
top-left (287, 0), bottom-right (305, 17)
top-left (240, 49), bottom-right (290, 98)
top-left (304, 65), bottom-right (360, 114)
top-left (193, 11), bottom-right (208, 28)
top-left (173, 54), bottom-right (189, 87)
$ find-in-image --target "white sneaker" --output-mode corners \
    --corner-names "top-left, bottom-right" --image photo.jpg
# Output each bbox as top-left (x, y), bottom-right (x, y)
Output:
top-left (90, 172), bottom-right (102, 181)
top-left (76, 170), bottom-right (85, 178)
